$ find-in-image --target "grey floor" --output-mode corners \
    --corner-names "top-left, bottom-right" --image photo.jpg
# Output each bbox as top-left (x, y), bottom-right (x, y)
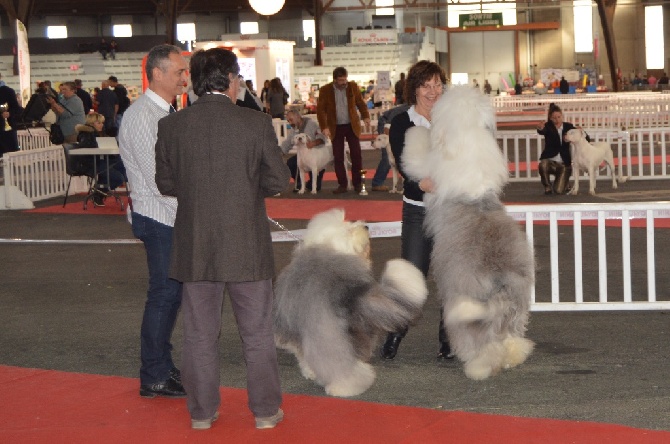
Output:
top-left (1, 150), bottom-right (669, 432)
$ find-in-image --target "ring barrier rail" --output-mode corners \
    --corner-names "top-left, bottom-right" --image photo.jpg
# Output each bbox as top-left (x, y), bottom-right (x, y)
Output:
top-left (509, 202), bottom-right (670, 311)
top-left (498, 128), bottom-right (670, 182)
top-left (563, 110), bottom-right (670, 129)
top-left (492, 93), bottom-right (670, 113)
top-left (17, 128), bottom-right (51, 151)
top-left (2, 145), bottom-right (67, 205)
top-left (271, 202), bottom-right (670, 311)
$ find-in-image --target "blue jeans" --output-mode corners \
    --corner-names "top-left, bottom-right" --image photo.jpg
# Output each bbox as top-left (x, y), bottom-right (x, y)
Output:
top-left (131, 212), bottom-right (182, 385)
top-left (372, 147), bottom-right (391, 186)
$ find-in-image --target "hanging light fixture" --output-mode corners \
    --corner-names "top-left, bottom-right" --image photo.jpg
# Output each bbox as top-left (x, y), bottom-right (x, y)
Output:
top-left (248, 0), bottom-right (286, 16)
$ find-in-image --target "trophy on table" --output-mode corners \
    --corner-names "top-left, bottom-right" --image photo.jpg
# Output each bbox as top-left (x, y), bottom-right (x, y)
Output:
top-left (0, 103), bottom-right (11, 131)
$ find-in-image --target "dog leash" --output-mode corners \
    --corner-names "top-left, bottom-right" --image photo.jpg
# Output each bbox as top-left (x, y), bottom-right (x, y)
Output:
top-left (267, 216), bottom-right (303, 243)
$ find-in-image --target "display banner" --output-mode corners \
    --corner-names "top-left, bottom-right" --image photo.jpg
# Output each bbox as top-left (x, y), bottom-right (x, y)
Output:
top-left (16, 20), bottom-right (30, 107)
top-left (350, 29), bottom-right (398, 45)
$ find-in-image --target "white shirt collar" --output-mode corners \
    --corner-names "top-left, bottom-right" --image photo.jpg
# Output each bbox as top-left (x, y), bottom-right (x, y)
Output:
top-left (144, 88), bottom-right (172, 113)
top-left (408, 105), bottom-right (431, 129)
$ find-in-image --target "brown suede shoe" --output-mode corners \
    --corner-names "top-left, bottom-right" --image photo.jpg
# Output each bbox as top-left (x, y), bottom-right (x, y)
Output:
top-left (371, 185), bottom-right (389, 192)
top-left (332, 186), bottom-right (348, 194)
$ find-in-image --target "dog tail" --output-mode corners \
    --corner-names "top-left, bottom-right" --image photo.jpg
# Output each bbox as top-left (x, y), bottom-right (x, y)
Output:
top-left (359, 258), bottom-right (428, 332)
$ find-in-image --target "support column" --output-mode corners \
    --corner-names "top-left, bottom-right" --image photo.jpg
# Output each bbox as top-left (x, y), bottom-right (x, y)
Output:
top-left (595, 0), bottom-right (620, 92)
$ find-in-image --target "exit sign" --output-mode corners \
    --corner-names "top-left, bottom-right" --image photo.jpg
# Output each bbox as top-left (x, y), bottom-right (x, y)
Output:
top-left (459, 13), bottom-right (503, 28)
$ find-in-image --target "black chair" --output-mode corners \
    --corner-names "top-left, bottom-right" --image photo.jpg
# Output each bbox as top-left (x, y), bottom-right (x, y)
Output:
top-left (62, 143), bottom-right (97, 207)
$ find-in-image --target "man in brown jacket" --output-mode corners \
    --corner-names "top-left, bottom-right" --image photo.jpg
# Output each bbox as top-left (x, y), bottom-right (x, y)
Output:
top-left (155, 48), bottom-right (290, 431)
top-left (317, 66), bottom-right (370, 194)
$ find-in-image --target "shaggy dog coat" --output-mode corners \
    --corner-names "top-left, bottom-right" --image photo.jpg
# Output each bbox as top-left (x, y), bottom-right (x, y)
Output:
top-left (273, 209), bottom-right (428, 396)
top-left (402, 86), bottom-right (535, 380)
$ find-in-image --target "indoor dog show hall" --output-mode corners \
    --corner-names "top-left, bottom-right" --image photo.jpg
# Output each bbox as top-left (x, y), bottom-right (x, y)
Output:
top-left (1, 0), bottom-right (670, 442)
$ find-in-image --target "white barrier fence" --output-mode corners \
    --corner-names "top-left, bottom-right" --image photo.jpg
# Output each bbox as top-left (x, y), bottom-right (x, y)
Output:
top-left (508, 202), bottom-right (670, 311)
top-left (563, 110), bottom-right (670, 129)
top-left (2, 145), bottom-right (67, 204)
top-left (492, 92), bottom-right (670, 113)
top-left (271, 202), bottom-right (670, 311)
top-left (498, 128), bottom-right (670, 182)
top-left (17, 128), bottom-right (51, 150)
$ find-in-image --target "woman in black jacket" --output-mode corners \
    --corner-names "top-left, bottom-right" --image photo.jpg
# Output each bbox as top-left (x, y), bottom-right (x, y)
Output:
top-left (381, 60), bottom-right (454, 361)
top-left (536, 103), bottom-right (588, 195)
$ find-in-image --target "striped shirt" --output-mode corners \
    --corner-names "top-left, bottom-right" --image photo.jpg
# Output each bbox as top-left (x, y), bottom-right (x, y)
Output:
top-left (118, 88), bottom-right (177, 227)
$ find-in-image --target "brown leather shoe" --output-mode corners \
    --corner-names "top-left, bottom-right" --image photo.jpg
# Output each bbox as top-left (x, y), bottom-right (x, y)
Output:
top-left (371, 185), bottom-right (389, 192)
top-left (332, 186), bottom-right (348, 194)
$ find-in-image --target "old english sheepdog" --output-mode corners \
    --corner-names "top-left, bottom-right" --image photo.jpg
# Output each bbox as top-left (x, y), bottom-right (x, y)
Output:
top-left (273, 208), bottom-right (428, 396)
top-left (402, 85), bottom-right (535, 380)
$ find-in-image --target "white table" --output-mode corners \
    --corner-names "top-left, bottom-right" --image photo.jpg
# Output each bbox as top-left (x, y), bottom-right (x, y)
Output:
top-left (69, 146), bottom-right (124, 209)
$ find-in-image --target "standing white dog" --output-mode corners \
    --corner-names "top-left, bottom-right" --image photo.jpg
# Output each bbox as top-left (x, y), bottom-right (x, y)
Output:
top-left (402, 85), bottom-right (534, 380)
top-left (274, 208), bottom-right (427, 396)
top-left (564, 128), bottom-right (627, 195)
top-left (293, 133), bottom-right (351, 194)
top-left (372, 134), bottom-right (402, 193)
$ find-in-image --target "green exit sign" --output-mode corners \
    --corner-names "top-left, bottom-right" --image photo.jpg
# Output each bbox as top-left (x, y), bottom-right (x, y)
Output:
top-left (459, 12), bottom-right (503, 28)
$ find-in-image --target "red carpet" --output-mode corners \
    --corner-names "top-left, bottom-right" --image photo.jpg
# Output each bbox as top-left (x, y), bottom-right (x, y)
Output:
top-left (1, 366), bottom-right (667, 444)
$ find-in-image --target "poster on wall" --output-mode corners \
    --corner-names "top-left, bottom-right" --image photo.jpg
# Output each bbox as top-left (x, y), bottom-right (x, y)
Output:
top-left (275, 58), bottom-right (291, 101)
top-left (16, 20), bottom-right (30, 107)
top-left (238, 58), bottom-right (257, 92)
top-left (375, 71), bottom-right (392, 102)
top-left (298, 77), bottom-right (311, 102)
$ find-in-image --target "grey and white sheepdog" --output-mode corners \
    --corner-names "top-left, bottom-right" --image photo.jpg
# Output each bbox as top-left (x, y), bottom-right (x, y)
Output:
top-left (273, 208), bottom-right (428, 396)
top-left (402, 85), bottom-right (535, 380)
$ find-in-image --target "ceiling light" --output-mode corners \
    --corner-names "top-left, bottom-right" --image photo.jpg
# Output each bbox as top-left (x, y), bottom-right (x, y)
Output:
top-left (248, 0), bottom-right (285, 16)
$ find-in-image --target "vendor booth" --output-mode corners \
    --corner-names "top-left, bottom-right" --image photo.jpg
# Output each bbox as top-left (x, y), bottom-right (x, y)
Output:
top-left (194, 36), bottom-right (296, 102)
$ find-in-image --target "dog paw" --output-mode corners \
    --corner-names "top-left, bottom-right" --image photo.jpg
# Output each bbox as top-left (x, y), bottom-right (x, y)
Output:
top-left (298, 189), bottom-right (306, 195)
top-left (298, 361), bottom-right (316, 380)
top-left (502, 337), bottom-right (534, 369)
top-left (324, 361), bottom-right (375, 397)
top-left (463, 360), bottom-right (498, 380)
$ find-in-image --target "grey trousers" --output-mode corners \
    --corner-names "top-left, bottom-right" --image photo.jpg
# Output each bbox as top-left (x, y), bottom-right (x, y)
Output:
top-left (181, 279), bottom-right (282, 421)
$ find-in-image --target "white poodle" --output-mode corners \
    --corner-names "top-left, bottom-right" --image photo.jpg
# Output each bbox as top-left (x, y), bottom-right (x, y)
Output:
top-left (402, 85), bottom-right (535, 380)
top-left (564, 128), bottom-right (628, 195)
top-left (273, 208), bottom-right (428, 396)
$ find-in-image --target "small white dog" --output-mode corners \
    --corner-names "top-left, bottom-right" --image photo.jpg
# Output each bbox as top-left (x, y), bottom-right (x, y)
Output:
top-left (293, 133), bottom-right (351, 194)
top-left (274, 208), bottom-right (427, 397)
top-left (402, 85), bottom-right (534, 380)
top-left (564, 128), bottom-right (628, 195)
top-left (372, 134), bottom-right (402, 193)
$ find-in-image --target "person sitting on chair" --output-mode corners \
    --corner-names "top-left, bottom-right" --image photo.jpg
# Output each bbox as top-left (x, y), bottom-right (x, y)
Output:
top-left (76, 112), bottom-right (126, 206)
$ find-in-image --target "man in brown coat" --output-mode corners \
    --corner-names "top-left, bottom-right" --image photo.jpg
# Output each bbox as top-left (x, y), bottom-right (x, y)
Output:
top-left (317, 66), bottom-right (370, 194)
top-left (155, 48), bottom-right (290, 431)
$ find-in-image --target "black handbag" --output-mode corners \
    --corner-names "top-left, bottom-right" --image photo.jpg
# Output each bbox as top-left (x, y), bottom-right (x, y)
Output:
top-left (49, 124), bottom-right (65, 145)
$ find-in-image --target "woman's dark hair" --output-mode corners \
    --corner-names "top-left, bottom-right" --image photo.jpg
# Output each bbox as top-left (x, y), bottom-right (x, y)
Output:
top-left (548, 102), bottom-right (562, 120)
top-left (190, 48), bottom-right (240, 97)
top-left (404, 60), bottom-right (447, 105)
top-left (269, 77), bottom-right (284, 93)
